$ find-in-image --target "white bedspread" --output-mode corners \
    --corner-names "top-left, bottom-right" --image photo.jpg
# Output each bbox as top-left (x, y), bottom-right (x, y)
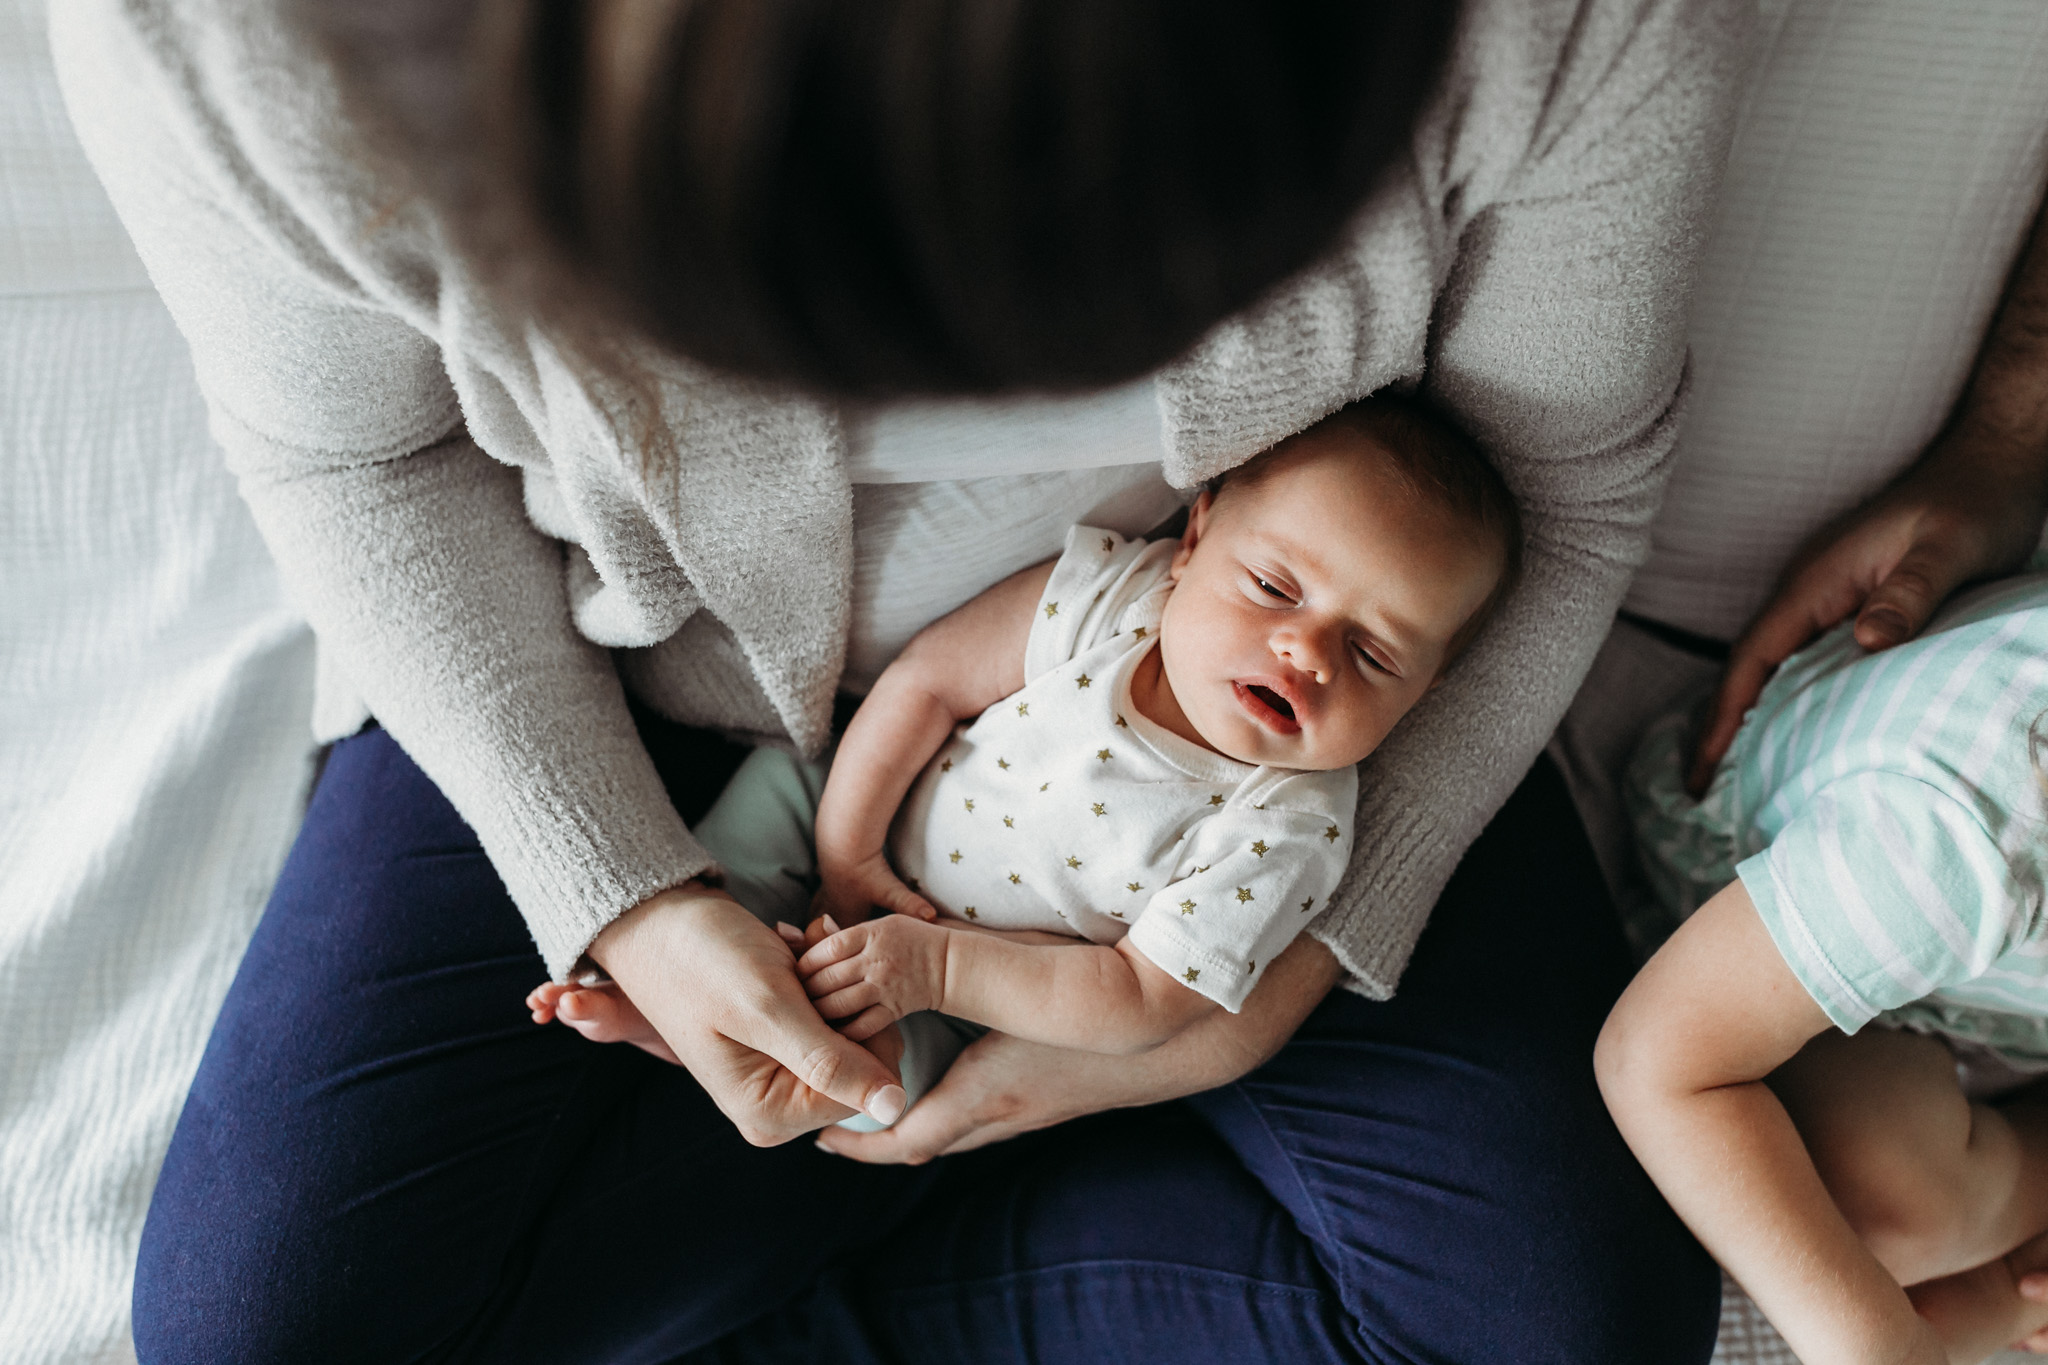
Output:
top-left (0, 1), bottom-right (316, 1359)
top-left (5, 0), bottom-right (2047, 1360)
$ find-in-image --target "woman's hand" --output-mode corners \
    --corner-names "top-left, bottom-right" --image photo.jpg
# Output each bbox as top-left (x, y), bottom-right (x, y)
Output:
top-left (814, 934), bottom-right (1343, 1164)
top-left (588, 882), bottom-right (910, 1145)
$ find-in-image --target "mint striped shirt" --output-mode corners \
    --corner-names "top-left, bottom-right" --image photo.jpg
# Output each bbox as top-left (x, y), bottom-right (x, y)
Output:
top-left (1707, 566), bottom-right (2048, 1060)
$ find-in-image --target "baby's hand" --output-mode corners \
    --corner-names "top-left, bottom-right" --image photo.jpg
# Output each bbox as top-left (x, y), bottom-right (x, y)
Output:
top-left (796, 914), bottom-right (949, 1041)
top-left (813, 850), bottom-right (939, 928)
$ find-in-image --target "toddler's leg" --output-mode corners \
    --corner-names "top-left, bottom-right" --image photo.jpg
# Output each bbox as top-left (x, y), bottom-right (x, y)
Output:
top-left (1771, 1027), bottom-right (2048, 1354)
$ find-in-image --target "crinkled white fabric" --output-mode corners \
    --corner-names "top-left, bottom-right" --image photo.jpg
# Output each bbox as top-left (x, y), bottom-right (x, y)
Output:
top-left (0, 2), bottom-right (316, 1360)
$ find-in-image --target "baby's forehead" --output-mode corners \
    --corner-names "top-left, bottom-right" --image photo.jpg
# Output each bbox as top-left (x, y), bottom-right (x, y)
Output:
top-left (1223, 437), bottom-right (1442, 531)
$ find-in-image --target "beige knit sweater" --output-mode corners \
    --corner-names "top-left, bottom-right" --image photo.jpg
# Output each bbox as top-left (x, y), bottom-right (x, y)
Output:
top-left (51, 0), bottom-right (1746, 990)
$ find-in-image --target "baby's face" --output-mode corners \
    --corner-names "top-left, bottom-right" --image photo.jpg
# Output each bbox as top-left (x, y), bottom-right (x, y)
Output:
top-left (1155, 431), bottom-right (1504, 771)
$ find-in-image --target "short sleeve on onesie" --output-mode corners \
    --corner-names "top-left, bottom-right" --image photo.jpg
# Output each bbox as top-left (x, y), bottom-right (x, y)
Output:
top-left (891, 524), bottom-right (1358, 1015)
top-left (1023, 524), bottom-right (1177, 680)
top-left (1738, 771), bottom-right (2033, 1037)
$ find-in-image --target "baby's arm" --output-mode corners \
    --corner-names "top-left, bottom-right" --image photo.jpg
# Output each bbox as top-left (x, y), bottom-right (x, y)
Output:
top-left (798, 916), bottom-right (1216, 1055)
top-left (1595, 880), bottom-right (1947, 1365)
top-left (812, 560), bottom-right (1055, 924)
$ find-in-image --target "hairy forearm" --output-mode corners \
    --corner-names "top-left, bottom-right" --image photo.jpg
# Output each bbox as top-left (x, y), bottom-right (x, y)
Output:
top-left (1605, 1075), bottom-right (1929, 1365)
top-left (1945, 201), bottom-right (2048, 487)
top-left (938, 933), bottom-right (1212, 1055)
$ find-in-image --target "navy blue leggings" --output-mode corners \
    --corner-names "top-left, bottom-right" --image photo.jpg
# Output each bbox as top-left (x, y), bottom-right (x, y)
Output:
top-left (133, 719), bottom-right (1716, 1364)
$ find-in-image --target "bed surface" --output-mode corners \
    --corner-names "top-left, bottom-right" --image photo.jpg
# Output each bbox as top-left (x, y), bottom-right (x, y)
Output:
top-left (5, 0), bottom-right (2047, 1360)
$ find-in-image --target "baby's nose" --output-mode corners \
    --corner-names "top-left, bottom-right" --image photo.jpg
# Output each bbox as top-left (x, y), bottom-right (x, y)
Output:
top-left (1274, 631), bottom-right (1334, 683)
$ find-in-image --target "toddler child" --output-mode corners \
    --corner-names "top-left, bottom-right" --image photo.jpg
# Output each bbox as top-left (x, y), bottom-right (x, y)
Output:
top-left (532, 397), bottom-right (1521, 1130)
top-left (1598, 560), bottom-right (2048, 1365)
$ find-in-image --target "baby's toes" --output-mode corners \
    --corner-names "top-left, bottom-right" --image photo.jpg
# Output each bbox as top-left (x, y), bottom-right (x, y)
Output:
top-left (527, 981), bottom-right (569, 1023)
top-left (555, 985), bottom-right (668, 1052)
top-left (555, 988), bottom-right (627, 1040)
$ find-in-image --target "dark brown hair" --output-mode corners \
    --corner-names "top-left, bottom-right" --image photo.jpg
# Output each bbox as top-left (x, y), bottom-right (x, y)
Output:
top-left (1218, 395), bottom-right (1524, 667)
top-left (298, 0), bottom-right (1456, 399)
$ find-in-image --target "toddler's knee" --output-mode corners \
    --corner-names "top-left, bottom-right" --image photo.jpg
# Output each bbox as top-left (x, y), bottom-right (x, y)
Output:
top-left (1814, 1128), bottom-right (1975, 1280)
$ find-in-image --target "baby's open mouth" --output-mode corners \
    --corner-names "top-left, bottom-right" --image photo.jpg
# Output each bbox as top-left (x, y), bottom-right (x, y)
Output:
top-left (1245, 684), bottom-right (1294, 722)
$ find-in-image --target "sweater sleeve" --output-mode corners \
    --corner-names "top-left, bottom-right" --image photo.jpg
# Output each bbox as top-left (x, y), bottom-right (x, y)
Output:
top-left (1311, 0), bottom-right (1748, 997)
top-left (51, 0), bottom-right (710, 978)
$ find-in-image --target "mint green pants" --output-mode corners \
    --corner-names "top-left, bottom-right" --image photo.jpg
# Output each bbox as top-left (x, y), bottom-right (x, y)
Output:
top-left (694, 746), bottom-right (981, 1130)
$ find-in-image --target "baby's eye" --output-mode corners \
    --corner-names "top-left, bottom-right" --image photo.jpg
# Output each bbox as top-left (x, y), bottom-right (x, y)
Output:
top-left (1354, 643), bottom-right (1394, 676)
top-left (1252, 575), bottom-right (1293, 602)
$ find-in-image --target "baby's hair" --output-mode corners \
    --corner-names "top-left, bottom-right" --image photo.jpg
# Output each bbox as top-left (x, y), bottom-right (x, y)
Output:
top-left (1214, 395), bottom-right (1524, 668)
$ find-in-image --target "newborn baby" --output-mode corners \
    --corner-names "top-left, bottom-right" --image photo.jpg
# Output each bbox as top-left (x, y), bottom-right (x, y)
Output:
top-left (532, 397), bottom-right (1521, 1126)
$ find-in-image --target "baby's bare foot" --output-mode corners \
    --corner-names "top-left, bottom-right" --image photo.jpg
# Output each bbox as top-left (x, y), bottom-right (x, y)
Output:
top-left (525, 980), bottom-right (677, 1063)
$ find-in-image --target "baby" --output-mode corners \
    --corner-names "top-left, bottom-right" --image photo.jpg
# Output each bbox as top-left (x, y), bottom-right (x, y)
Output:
top-left (532, 396), bottom-right (1521, 1126)
top-left (1599, 560), bottom-right (2048, 1365)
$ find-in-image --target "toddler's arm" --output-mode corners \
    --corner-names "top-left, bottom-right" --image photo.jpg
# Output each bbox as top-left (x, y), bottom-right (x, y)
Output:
top-left (798, 915), bottom-right (1216, 1055)
top-left (1594, 880), bottom-right (1946, 1365)
top-left (812, 560), bottom-right (1055, 923)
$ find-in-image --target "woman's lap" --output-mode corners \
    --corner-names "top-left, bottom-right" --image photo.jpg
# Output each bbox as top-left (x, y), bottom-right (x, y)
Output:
top-left (134, 722), bottom-right (1716, 1365)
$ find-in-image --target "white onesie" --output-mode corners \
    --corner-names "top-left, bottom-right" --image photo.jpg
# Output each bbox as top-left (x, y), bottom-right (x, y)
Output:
top-left (890, 525), bottom-right (1358, 1012)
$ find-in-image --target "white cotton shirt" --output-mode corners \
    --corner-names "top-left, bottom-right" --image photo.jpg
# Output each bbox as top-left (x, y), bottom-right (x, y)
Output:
top-left (889, 526), bottom-right (1359, 1012)
top-left (840, 378), bottom-right (1184, 693)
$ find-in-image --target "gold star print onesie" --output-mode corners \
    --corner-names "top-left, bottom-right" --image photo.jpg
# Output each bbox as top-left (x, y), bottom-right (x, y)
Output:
top-left (891, 525), bottom-right (1357, 1012)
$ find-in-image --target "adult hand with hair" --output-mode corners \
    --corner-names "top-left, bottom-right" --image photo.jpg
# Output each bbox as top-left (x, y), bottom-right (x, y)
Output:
top-left (1688, 204), bottom-right (2048, 797)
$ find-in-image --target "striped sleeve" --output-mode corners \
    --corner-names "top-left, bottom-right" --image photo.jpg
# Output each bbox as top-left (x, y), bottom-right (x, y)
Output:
top-left (1737, 772), bottom-right (2024, 1035)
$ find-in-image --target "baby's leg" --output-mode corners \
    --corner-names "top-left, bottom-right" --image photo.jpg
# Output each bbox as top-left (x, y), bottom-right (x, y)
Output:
top-left (692, 746), bottom-right (832, 928)
top-left (526, 920), bottom-right (821, 1057)
top-left (1771, 1027), bottom-right (2048, 1353)
top-left (526, 979), bottom-right (673, 1061)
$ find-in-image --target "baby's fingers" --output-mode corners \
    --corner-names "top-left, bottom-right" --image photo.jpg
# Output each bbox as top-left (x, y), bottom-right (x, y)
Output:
top-left (796, 925), bottom-right (867, 977)
top-left (801, 957), bottom-right (874, 999)
top-left (811, 981), bottom-right (884, 1020)
top-left (836, 1003), bottom-right (901, 1043)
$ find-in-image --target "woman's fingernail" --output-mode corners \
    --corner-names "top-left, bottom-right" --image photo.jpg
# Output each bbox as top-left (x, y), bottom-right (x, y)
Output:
top-left (776, 922), bottom-right (805, 943)
top-left (823, 915), bottom-right (843, 935)
top-left (2022, 1276), bottom-right (2048, 1301)
top-left (866, 1084), bottom-right (907, 1126)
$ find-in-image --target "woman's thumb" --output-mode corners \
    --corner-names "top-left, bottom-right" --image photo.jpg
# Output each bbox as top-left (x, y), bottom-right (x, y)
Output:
top-left (759, 1005), bottom-right (907, 1126)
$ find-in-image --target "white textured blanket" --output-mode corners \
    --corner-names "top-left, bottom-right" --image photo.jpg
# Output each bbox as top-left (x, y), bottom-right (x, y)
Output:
top-left (6, 0), bottom-right (2048, 1359)
top-left (0, 0), bottom-right (316, 1359)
